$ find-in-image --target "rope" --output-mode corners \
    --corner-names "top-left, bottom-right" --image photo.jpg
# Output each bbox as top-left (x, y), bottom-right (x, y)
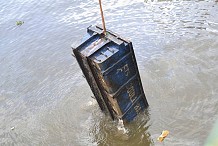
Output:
top-left (98, 0), bottom-right (106, 35)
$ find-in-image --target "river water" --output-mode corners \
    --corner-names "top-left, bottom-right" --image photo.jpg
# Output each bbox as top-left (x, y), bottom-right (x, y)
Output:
top-left (0, 0), bottom-right (218, 145)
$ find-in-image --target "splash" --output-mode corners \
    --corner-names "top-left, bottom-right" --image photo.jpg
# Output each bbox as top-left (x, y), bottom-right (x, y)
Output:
top-left (117, 119), bottom-right (128, 134)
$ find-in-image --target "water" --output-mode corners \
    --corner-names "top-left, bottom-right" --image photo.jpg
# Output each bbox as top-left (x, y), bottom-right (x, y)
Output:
top-left (0, 0), bottom-right (218, 145)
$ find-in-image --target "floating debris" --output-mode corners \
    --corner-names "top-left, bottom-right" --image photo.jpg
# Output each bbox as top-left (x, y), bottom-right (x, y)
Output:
top-left (157, 130), bottom-right (169, 142)
top-left (11, 126), bottom-right (15, 130)
top-left (16, 21), bottom-right (24, 26)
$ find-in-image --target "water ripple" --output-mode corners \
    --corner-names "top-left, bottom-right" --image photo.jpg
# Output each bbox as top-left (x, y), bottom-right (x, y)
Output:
top-left (1, 0), bottom-right (218, 145)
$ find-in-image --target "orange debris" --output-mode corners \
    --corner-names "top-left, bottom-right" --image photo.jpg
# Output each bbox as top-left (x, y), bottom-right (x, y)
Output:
top-left (157, 130), bottom-right (170, 142)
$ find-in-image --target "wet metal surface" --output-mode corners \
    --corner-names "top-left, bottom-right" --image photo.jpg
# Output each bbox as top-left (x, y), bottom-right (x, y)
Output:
top-left (73, 26), bottom-right (148, 122)
top-left (0, 0), bottom-right (218, 145)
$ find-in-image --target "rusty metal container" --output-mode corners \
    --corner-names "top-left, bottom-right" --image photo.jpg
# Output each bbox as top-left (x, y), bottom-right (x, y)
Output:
top-left (72, 25), bottom-right (148, 122)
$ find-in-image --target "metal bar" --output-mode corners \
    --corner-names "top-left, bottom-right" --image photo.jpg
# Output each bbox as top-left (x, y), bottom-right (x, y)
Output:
top-left (73, 50), bottom-right (108, 112)
top-left (87, 57), bottom-right (115, 120)
top-left (128, 42), bottom-right (149, 107)
top-left (98, 0), bottom-right (106, 35)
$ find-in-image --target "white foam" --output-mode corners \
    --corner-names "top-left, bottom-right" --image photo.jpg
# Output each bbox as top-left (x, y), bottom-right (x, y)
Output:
top-left (117, 119), bottom-right (128, 134)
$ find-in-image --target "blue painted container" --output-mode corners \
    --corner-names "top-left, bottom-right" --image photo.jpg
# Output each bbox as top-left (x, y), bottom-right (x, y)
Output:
top-left (72, 25), bottom-right (148, 122)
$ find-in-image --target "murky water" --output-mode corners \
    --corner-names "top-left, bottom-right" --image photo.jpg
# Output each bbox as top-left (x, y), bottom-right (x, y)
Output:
top-left (0, 0), bottom-right (218, 145)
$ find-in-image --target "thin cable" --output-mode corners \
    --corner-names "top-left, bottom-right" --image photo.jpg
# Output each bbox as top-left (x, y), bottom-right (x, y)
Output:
top-left (98, 0), bottom-right (106, 35)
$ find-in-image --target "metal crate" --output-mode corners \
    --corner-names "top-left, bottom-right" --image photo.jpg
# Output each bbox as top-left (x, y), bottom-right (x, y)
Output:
top-left (72, 25), bottom-right (148, 122)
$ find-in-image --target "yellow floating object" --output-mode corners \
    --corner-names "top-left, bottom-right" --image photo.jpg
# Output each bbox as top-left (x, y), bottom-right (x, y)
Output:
top-left (157, 130), bottom-right (169, 142)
